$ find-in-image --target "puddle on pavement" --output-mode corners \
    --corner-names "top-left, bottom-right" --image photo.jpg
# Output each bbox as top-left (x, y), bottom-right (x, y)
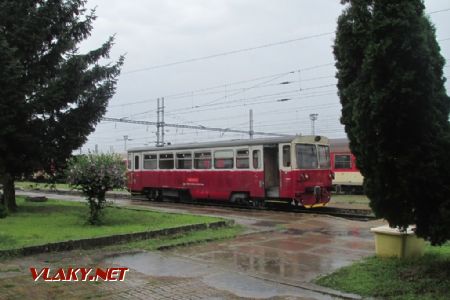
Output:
top-left (103, 252), bottom-right (209, 277)
top-left (284, 227), bottom-right (373, 239)
top-left (103, 252), bottom-right (333, 299)
top-left (252, 220), bottom-right (285, 227)
top-left (202, 272), bottom-right (333, 299)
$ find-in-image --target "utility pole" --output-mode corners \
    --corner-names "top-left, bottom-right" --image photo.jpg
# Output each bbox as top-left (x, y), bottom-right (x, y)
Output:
top-left (249, 109), bottom-right (254, 139)
top-left (309, 113), bottom-right (318, 135)
top-left (121, 135), bottom-right (132, 152)
top-left (156, 97), bottom-right (165, 147)
top-left (161, 97), bottom-right (165, 147)
top-left (156, 98), bottom-right (160, 147)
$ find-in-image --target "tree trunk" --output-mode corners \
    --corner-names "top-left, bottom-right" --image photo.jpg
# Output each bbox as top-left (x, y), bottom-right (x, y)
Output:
top-left (2, 173), bottom-right (17, 212)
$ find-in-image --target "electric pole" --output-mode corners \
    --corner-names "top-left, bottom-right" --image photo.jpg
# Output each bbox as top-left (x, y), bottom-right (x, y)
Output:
top-left (156, 98), bottom-right (160, 147)
top-left (309, 113), bottom-right (318, 135)
top-left (119, 135), bottom-right (132, 152)
top-left (161, 97), bottom-right (165, 147)
top-left (156, 97), bottom-right (165, 147)
top-left (249, 109), bottom-right (254, 139)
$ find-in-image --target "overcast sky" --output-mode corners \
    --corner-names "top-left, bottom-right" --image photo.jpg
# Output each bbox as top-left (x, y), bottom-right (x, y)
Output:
top-left (79, 0), bottom-right (450, 153)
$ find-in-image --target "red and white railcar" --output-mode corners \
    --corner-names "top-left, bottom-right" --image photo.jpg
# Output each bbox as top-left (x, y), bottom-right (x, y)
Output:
top-left (127, 135), bottom-right (333, 208)
top-left (329, 138), bottom-right (363, 193)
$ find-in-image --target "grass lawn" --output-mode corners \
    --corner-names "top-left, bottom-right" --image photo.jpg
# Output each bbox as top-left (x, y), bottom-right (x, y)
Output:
top-left (15, 181), bottom-right (126, 192)
top-left (331, 194), bottom-right (370, 205)
top-left (15, 181), bottom-right (71, 191)
top-left (315, 243), bottom-right (450, 300)
top-left (102, 225), bottom-right (243, 252)
top-left (0, 197), bottom-right (223, 252)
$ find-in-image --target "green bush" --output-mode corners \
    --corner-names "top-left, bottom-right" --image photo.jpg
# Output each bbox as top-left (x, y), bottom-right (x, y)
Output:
top-left (66, 153), bottom-right (126, 225)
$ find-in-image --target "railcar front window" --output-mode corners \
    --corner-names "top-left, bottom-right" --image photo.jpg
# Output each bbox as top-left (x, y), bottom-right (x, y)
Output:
top-left (296, 144), bottom-right (318, 169)
top-left (318, 145), bottom-right (331, 169)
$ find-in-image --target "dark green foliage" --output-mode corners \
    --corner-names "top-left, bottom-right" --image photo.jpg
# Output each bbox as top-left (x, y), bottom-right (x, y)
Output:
top-left (0, 0), bottom-right (124, 212)
top-left (334, 0), bottom-right (450, 244)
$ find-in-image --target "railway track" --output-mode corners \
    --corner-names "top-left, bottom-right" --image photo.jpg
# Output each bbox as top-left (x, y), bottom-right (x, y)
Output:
top-left (129, 195), bottom-right (377, 221)
top-left (16, 188), bottom-right (376, 221)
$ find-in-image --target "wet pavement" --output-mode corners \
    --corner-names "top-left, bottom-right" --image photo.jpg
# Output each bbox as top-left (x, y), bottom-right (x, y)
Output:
top-left (165, 215), bottom-right (379, 284)
top-left (103, 252), bottom-right (335, 299)
top-left (5, 191), bottom-right (384, 299)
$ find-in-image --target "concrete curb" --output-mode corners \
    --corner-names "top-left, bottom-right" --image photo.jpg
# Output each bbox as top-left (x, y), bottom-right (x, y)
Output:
top-left (0, 220), bottom-right (234, 257)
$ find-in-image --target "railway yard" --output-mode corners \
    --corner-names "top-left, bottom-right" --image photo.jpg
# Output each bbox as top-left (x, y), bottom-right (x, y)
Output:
top-left (0, 189), bottom-right (384, 299)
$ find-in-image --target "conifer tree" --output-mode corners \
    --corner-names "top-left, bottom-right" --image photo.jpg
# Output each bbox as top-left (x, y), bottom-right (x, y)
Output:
top-left (0, 0), bottom-right (124, 212)
top-left (334, 0), bottom-right (450, 244)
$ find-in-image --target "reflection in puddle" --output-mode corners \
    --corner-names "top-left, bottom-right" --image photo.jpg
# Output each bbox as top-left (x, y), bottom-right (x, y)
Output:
top-left (103, 251), bottom-right (333, 299)
top-left (104, 252), bottom-right (209, 277)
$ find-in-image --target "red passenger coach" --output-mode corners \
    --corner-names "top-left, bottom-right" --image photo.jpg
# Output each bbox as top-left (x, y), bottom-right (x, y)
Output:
top-left (330, 138), bottom-right (363, 193)
top-left (127, 136), bottom-right (333, 208)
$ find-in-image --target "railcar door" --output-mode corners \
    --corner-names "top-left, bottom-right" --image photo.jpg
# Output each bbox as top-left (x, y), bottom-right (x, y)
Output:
top-left (279, 143), bottom-right (293, 198)
top-left (132, 153), bottom-right (142, 191)
top-left (263, 145), bottom-right (279, 197)
top-left (127, 152), bottom-right (133, 190)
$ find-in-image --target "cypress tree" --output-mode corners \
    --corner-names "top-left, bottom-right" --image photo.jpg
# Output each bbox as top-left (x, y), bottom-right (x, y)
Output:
top-left (0, 0), bottom-right (124, 212)
top-left (334, 0), bottom-right (450, 244)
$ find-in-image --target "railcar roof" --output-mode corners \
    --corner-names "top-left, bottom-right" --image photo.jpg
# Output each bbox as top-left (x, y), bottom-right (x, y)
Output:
top-left (329, 138), bottom-right (350, 152)
top-left (128, 135), bottom-right (328, 152)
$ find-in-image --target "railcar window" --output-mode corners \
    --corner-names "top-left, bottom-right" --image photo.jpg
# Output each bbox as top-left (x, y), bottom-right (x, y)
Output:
top-left (194, 151), bottom-right (212, 169)
top-left (334, 154), bottom-right (351, 169)
top-left (159, 153), bottom-right (174, 169)
top-left (143, 154), bottom-right (157, 169)
top-left (214, 150), bottom-right (234, 169)
top-left (318, 145), bottom-right (331, 169)
top-left (252, 150), bottom-right (260, 169)
top-left (134, 155), bottom-right (140, 170)
top-left (296, 144), bottom-right (318, 169)
top-left (236, 149), bottom-right (249, 169)
top-left (176, 152), bottom-right (192, 169)
top-left (282, 145), bottom-right (291, 167)
top-left (127, 154), bottom-right (132, 170)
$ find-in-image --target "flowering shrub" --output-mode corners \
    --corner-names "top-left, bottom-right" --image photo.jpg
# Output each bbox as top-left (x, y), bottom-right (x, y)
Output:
top-left (66, 153), bottom-right (126, 225)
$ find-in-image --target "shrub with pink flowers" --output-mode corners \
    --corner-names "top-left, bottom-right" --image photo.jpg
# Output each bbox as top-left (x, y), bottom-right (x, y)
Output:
top-left (66, 153), bottom-right (126, 225)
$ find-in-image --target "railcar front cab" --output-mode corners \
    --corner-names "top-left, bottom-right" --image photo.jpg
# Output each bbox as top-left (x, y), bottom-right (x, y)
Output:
top-left (272, 136), bottom-right (333, 208)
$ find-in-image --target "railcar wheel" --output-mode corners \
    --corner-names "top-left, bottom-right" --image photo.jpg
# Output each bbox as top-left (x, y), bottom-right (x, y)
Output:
top-left (155, 189), bottom-right (163, 202)
top-left (251, 199), bottom-right (265, 208)
top-left (145, 189), bottom-right (156, 201)
top-left (229, 192), bottom-right (250, 206)
top-left (179, 190), bottom-right (192, 202)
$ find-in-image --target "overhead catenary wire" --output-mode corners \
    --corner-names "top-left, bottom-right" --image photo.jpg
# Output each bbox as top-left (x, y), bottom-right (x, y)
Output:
top-left (108, 63), bottom-right (335, 111)
top-left (102, 117), bottom-right (292, 137)
top-left (429, 8), bottom-right (450, 14)
top-left (121, 32), bottom-right (334, 74)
